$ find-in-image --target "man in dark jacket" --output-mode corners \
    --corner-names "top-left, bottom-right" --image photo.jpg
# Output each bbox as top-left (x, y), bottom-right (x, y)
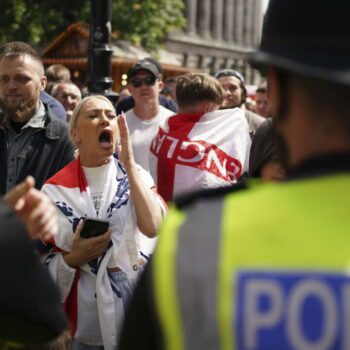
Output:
top-left (0, 42), bottom-right (74, 195)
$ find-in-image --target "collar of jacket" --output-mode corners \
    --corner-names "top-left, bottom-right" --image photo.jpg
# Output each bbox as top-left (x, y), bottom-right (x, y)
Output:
top-left (44, 103), bottom-right (63, 140)
top-left (0, 103), bottom-right (62, 141)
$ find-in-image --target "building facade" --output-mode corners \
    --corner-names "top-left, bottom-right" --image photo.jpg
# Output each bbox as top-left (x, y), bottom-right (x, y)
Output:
top-left (165, 0), bottom-right (263, 84)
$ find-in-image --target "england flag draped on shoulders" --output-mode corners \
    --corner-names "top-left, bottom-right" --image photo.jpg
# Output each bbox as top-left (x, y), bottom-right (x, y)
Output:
top-left (39, 155), bottom-right (160, 349)
top-left (149, 108), bottom-right (251, 202)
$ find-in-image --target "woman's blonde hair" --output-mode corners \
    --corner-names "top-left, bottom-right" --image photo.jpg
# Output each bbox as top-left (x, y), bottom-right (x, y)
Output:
top-left (69, 95), bottom-right (114, 129)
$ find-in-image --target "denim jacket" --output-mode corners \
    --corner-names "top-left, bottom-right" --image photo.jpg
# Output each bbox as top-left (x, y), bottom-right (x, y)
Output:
top-left (0, 104), bottom-right (75, 195)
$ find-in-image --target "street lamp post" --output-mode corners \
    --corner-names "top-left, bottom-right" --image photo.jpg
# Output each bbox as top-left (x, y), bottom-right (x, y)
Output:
top-left (88, 0), bottom-right (118, 104)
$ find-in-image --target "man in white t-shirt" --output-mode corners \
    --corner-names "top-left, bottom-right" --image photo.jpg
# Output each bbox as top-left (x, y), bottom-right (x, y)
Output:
top-left (125, 59), bottom-right (174, 171)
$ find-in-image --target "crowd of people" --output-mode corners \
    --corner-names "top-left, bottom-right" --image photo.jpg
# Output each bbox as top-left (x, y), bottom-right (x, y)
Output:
top-left (1, 0), bottom-right (349, 348)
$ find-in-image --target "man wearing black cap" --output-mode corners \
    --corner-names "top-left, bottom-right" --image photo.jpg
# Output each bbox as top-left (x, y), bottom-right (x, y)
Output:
top-left (123, 59), bottom-right (174, 172)
top-left (215, 69), bottom-right (264, 137)
top-left (116, 58), bottom-right (178, 115)
top-left (119, 1), bottom-right (350, 349)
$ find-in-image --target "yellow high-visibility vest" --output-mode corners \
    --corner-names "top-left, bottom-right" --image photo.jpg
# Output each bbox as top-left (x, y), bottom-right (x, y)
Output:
top-left (154, 174), bottom-right (350, 350)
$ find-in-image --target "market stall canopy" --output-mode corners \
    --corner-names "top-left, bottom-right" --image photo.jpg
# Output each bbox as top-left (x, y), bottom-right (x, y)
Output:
top-left (42, 23), bottom-right (193, 90)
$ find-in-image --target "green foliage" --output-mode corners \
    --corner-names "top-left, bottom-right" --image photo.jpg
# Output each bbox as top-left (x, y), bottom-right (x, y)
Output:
top-left (0, 0), bottom-right (90, 47)
top-left (112, 0), bottom-right (185, 52)
top-left (0, 0), bottom-right (185, 53)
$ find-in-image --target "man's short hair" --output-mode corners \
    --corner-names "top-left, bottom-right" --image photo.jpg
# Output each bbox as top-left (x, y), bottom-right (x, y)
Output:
top-left (256, 84), bottom-right (267, 94)
top-left (45, 64), bottom-right (71, 83)
top-left (51, 81), bottom-right (81, 99)
top-left (0, 41), bottom-right (43, 70)
top-left (176, 73), bottom-right (226, 109)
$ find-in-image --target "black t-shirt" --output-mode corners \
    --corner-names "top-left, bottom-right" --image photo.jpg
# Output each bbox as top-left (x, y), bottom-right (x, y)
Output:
top-left (10, 120), bottom-right (27, 134)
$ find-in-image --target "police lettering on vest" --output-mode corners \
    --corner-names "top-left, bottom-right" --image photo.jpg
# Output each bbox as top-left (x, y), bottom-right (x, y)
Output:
top-left (236, 271), bottom-right (350, 350)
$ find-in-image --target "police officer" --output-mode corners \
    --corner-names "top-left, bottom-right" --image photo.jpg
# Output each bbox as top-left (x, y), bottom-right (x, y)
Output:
top-left (119, 0), bottom-right (350, 349)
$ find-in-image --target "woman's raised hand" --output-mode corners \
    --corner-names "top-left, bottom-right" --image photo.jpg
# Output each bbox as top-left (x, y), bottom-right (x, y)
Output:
top-left (117, 113), bottom-right (136, 169)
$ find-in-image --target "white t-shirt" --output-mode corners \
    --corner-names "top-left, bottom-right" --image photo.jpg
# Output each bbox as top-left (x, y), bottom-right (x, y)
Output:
top-left (125, 106), bottom-right (174, 171)
top-left (83, 162), bottom-right (110, 217)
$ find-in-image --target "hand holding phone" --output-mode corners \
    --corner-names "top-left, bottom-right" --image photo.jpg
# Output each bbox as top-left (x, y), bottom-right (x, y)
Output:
top-left (63, 218), bottom-right (111, 268)
top-left (80, 217), bottom-right (110, 239)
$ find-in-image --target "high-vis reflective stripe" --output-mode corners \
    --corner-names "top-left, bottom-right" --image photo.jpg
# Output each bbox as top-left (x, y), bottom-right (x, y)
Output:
top-left (154, 207), bottom-right (186, 350)
top-left (176, 198), bottom-right (224, 349)
top-left (219, 195), bottom-right (236, 350)
top-left (154, 199), bottom-right (225, 349)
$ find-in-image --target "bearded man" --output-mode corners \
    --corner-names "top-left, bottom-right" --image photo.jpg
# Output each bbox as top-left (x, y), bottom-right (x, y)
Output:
top-left (0, 42), bottom-right (74, 195)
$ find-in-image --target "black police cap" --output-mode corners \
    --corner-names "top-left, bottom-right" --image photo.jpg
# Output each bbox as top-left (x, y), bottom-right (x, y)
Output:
top-left (250, 0), bottom-right (350, 86)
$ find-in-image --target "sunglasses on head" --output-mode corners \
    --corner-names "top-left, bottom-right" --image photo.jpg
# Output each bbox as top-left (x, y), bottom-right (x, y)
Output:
top-left (130, 76), bottom-right (157, 88)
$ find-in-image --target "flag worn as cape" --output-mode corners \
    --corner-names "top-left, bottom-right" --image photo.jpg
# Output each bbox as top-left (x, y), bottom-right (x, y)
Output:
top-left (149, 108), bottom-right (251, 201)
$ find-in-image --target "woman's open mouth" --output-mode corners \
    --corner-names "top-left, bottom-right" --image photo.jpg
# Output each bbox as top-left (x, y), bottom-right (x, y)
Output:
top-left (98, 130), bottom-right (113, 150)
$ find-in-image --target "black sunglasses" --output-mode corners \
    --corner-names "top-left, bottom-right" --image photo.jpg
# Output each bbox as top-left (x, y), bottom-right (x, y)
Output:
top-left (130, 76), bottom-right (157, 88)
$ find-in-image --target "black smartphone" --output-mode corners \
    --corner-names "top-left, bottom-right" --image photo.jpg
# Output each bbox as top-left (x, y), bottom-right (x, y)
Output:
top-left (80, 217), bottom-right (110, 239)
